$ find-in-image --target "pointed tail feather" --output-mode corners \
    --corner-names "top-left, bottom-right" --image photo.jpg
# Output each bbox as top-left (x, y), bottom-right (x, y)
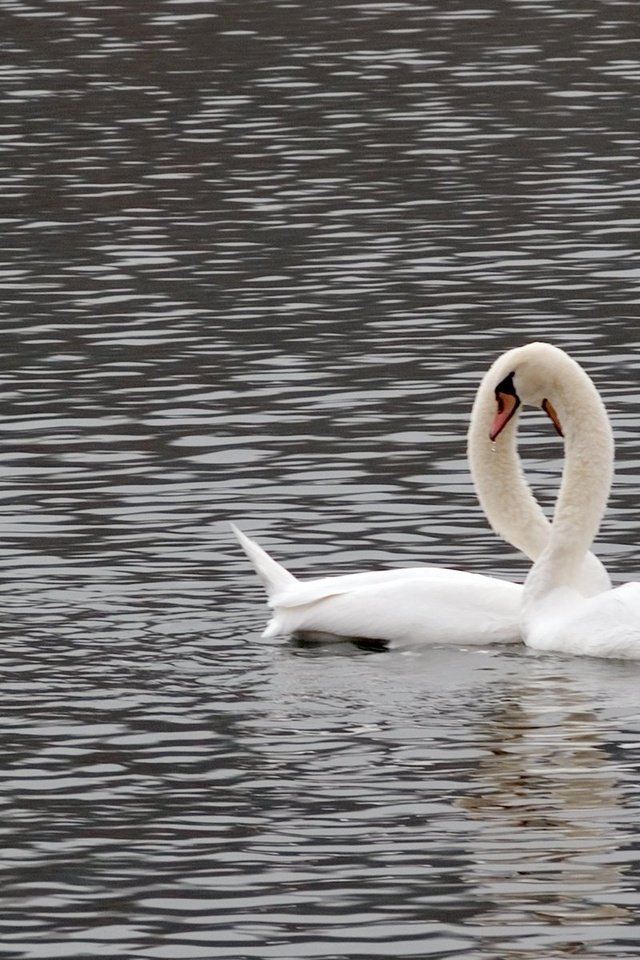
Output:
top-left (231, 524), bottom-right (297, 599)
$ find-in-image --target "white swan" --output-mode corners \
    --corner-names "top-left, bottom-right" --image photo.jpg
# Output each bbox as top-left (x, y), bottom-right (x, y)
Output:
top-left (232, 524), bottom-right (522, 645)
top-left (232, 346), bottom-right (609, 647)
top-left (487, 341), bottom-right (640, 659)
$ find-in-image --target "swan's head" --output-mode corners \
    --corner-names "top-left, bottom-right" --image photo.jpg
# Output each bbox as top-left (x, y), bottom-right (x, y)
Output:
top-left (487, 342), bottom-right (577, 442)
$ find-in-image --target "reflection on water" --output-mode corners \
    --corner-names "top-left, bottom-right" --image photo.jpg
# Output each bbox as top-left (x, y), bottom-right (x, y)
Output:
top-left (461, 662), bottom-right (635, 953)
top-left (1, 0), bottom-right (640, 957)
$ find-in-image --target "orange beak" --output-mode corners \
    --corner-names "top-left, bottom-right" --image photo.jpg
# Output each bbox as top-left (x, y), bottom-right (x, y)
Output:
top-left (490, 391), bottom-right (520, 442)
top-left (542, 398), bottom-right (563, 437)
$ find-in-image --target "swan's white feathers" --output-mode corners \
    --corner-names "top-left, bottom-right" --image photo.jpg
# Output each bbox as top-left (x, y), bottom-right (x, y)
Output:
top-left (469, 343), bottom-right (611, 597)
top-left (270, 565), bottom-right (492, 608)
top-left (234, 525), bottom-right (521, 646)
top-left (513, 343), bottom-right (640, 660)
top-left (231, 523), bottom-right (296, 598)
top-left (526, 582), bottom-right (640, 659)
top-left (265, 568), bottom-right (522, 646)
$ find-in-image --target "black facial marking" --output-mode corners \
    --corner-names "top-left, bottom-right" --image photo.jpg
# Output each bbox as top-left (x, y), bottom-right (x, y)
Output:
top-left (495, 371), bottom-right (517, 398)
top-left (494, 371), bottom-right (520, 419)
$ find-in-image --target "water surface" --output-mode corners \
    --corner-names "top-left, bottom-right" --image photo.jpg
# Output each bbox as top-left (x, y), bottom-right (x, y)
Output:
top-left (1, 1), bottom-right (640, 957)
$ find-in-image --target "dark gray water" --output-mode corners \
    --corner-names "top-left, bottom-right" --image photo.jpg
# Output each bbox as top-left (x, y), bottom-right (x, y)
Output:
top-left (2, 1), bottom-right (640, 957)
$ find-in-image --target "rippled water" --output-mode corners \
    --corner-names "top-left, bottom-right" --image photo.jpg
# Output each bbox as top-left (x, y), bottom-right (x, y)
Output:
top-left (2, 1), bottom-right (640, 957)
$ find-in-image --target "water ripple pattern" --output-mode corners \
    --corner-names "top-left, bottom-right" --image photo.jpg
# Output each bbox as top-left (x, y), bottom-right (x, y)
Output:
top-left (0, 1), bottom-right (640, 958)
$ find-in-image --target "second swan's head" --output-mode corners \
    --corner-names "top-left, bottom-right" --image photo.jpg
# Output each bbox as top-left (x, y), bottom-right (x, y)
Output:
top-left (483, 342), bottom-right (591, 442)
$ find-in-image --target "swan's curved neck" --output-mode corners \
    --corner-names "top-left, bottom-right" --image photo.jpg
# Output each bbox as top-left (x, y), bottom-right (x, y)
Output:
top-left (524, 364), bottom-right (614, 603)
top-left (468, 365), bottom-right (551, 561)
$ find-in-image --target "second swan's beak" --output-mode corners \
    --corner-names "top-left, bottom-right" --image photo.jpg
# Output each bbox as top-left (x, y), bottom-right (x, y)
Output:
top-left (542, 398), bottom-right (564, 437)
top-left (490, 391), bottom-right (520, 442)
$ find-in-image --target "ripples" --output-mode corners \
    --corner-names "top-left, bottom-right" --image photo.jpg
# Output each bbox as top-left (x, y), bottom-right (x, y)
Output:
top-left (1, 0), bottom-right (640, 957)
top-left (1, 630), bottom-right (640, 958)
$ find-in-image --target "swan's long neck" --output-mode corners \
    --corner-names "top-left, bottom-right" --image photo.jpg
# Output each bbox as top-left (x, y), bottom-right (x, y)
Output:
top-left (524, 362), bottom-right (614, 604)
top-left (468, 364), bottom-right (551, 561)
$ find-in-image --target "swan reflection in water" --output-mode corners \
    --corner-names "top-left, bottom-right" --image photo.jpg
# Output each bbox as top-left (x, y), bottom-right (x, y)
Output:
top-left (458, 661), bottom-right (633, 952)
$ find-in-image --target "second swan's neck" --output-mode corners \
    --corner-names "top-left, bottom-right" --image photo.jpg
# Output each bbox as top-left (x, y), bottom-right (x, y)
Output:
top-left (524, 362), bottom-right (614, 604)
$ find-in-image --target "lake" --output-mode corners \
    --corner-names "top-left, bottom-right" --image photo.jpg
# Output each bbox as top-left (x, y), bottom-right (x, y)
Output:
top-left (1, 0), bottom-right (640, 957)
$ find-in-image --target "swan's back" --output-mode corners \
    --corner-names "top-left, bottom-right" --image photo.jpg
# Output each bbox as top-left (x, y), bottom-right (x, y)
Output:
top-left (265, 567), bottom-right (522, 646)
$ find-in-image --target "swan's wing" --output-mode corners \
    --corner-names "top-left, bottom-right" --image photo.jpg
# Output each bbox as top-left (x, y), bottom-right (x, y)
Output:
top-left (270, 565), bottom-right (490, 608)
top-left (266, 569), bottom-right (522, 646)
top-left (526, 582), bottom-right (640, 659)
top-left (234, 525), bottom-right (523, 646)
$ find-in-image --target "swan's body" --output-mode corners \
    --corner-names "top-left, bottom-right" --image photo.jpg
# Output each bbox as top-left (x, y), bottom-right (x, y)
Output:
top-left (521, 581), bottom-right (640, 659)
top-left (487, 342), bottom-right (640, 660)
top-left (232, 524), bottom-right (521, 645)
top-left (233, 343), bottom-right (609, 647)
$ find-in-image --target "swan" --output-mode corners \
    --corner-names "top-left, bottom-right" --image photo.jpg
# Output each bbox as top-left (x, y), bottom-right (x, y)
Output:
top-left (232, 347), bottom-right (609, 647)
top-left (487, 341), bottom-right (640, 659)
top-left (232, 523), bottom-right (522, 645)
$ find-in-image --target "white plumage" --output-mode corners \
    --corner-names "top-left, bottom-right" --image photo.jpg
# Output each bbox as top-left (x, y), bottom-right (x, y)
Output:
top-left (232, 342), bottom-right (612, 648)
top-left (233, 520), bottom-right (521, 645)
top-left (489, 342), bottom-right (640, 659)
